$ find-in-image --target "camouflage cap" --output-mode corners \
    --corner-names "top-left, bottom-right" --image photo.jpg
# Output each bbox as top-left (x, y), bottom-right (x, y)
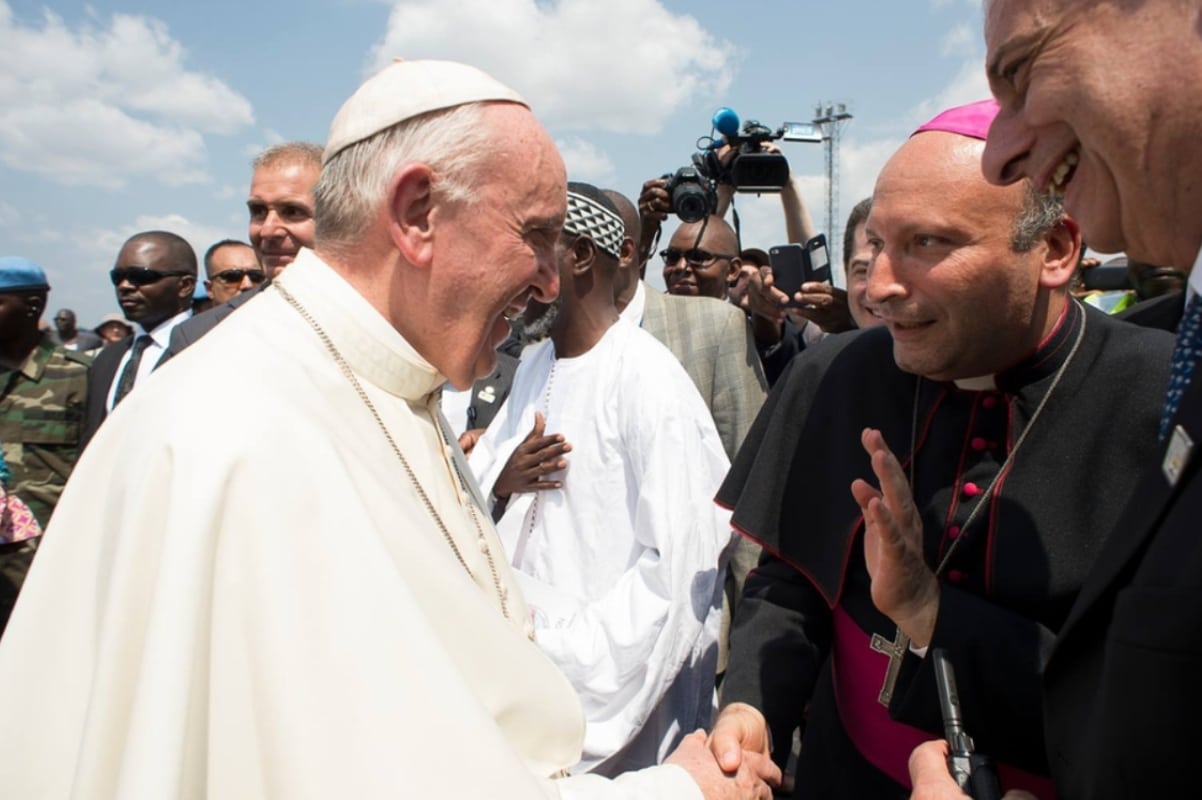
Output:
top-left (0, 257), bottom-right (49, 293)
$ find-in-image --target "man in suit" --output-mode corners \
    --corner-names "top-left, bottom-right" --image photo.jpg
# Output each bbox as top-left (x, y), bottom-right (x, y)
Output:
top-left (81, 231), bottom-right (196, 448)
top-left (907, 1), bottom-right (1202, 797)
top-left (162, 142), bottom-right (321, 359)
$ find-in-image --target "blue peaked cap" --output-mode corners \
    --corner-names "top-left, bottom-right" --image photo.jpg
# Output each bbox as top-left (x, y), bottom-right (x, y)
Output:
top-left (0, 257), bottom-right (50, 292)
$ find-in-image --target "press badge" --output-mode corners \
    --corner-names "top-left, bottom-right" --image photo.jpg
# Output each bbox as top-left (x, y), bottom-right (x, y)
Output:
top-left (1163, 424), bottom-right (1195, 487)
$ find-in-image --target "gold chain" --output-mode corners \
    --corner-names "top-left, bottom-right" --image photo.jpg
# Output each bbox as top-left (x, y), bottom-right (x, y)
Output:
top-left (274, 282), bottom-right (510, 621)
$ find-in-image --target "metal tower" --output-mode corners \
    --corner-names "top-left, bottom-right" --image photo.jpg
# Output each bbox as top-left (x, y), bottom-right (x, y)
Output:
top-left (812, 103), bottom-right (853, 285)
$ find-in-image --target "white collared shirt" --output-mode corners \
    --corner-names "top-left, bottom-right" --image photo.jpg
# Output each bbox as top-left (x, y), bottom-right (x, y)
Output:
top-left (618, 280), bottom-right (647, 327)
top-left (104, 309), bottom-right (191, 411)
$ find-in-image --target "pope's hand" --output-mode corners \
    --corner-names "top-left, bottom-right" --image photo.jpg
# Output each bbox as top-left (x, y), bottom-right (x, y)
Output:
top-left (666, 729), bottom-right (779, 800)
top-left (850, 427), bottom-right (940, 648)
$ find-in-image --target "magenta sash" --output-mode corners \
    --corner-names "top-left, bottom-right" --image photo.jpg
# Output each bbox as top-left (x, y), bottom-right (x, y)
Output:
top-left (830, 606), bottom-right (1057, 797)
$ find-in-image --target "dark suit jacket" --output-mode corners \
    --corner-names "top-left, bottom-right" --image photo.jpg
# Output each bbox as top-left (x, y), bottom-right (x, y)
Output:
top-left (464, 350), bottom-right (519, 431)
top-left (81, 336), bottom-right (133, 450)
top-left (1043, 373), bottom-right (1202, 798)
top-left (158, 283), bottom-right (265, 365)
top-left (1115, 290), bottom-right (1184, 332)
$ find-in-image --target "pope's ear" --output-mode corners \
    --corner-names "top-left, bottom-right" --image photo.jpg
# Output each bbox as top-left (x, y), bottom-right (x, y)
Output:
top-left (1039, 215), bottom-right (1081, 290)
top-left (387, 163), bottom-right (437, 268)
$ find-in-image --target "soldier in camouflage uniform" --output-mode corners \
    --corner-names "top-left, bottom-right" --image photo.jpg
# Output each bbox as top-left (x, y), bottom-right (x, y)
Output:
top-left (0, 257), bottom-right (89, 634)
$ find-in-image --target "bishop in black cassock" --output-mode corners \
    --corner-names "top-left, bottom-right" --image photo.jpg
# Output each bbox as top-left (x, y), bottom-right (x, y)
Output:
top-left (714, 100), bottom-right (1175, 799)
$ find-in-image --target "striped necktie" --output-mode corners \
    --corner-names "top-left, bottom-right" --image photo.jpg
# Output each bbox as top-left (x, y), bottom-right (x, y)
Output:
top-left (1160, 293), bottom-right (1202, 440)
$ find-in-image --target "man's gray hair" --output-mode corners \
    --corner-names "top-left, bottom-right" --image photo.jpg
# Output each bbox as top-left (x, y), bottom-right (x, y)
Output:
top-left (1012, 182), bottom-right (1064, 252)
top-left (253, 141), bottom-right (323, 172)
top-left (314, 103), bottom-right (494, 248)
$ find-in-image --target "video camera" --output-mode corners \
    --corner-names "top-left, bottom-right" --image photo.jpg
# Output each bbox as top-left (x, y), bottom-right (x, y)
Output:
top-left (663, 108), bottom-right (823, 222)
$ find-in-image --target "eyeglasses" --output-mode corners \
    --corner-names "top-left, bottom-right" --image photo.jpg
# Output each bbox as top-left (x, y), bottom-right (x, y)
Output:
top-left (109, 268), bottom-right (193, 287)
top-left (212, 269), bottom-right (267, 286)
top-left (659, 247), bottom-right (738, 267)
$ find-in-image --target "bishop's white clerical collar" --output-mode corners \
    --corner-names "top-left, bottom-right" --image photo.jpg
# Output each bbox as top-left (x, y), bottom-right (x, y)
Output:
top-left (953, 374), bottom-right (998, 391)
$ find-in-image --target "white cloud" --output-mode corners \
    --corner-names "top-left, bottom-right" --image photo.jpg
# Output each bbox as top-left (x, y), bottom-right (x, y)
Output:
top-left (369, 0), bottom-right (734, 133)
top-left (837, 137), bottom-right (904, 215)
top-left (0, 201), bottom-right (19, 228)
top-left (905, 55), bottom-right (992, 130)
top-left (941, 23), bottom-right (978, 57)
top-left (556, 137), bottom-right (616, 184)
top-left (84, 213), bottom-right (243, 269)
top-left (0, 2), bottom-right (254, 188)
top-left (242, 128), bottom-right (288, 159)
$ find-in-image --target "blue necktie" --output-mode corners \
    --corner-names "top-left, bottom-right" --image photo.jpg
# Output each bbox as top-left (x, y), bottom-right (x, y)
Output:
top-left (1160, 293), bottom-right (1202, 440)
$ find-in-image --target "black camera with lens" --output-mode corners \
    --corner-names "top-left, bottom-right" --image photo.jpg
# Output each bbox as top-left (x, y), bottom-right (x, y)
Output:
top-left (694, 115), bottom-right (793, 193)
top-left (660, 108), bottom-right (820, 222)
top-left (662, 165), bottom-right (718, 224)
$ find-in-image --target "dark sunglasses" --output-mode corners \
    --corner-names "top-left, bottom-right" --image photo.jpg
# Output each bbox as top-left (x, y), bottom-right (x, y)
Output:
top-left (659, 247), bottom-right (737, 267)
top-left (212, 268), bottom-right (267, 286)
top-left (110, 268), bottom-right (193, 287)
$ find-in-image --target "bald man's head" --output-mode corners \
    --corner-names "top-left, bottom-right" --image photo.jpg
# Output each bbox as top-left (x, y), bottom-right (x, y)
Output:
top-left (663, 215), bottom-right (741, 299)
top-left (604, 189), bottom-right (642, 309)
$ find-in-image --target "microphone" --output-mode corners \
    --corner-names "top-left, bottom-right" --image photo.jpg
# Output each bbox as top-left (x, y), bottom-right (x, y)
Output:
top-left (712, 107), bottom-right (740, 138)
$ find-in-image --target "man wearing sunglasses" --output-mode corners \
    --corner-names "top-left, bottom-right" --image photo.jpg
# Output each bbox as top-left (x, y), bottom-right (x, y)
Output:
top-left (202, 240), bottom-right (264, 306)
top-left (659, 216), bottom-right (743, 301)
top-left (81, 230), bottom-right (196, 448)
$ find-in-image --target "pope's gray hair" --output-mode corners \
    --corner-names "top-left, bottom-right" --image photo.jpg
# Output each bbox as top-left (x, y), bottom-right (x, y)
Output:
top-left (314, 103), bottom-right (495, 248)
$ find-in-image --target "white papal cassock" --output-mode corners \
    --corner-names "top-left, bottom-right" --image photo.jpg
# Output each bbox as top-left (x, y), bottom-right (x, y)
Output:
top-left (0, 250), bottom-right (701, 799)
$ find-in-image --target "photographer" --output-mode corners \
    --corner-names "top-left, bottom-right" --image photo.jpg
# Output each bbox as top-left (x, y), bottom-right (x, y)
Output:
top-left (636, 141), bottom-right (817, 301)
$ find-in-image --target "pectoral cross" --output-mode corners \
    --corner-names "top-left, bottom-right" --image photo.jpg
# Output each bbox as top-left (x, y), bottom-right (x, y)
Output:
top-left (869, 626), bottom-right (910, 707)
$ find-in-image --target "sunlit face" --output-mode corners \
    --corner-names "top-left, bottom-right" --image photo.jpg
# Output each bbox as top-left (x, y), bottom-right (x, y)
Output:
top-left (426, 104), bottom-right (565, 390)
top-left (663, 219), bottom-right (740, 299)
top-left (982, 0), bottom-right (1195, 267)
top-left (845, 222), bottom-right (882, 330)
top-left (865, 132), bottom-right (1050, 381)
top-left (205, 243), bottom-right (263, 304)
top-left (247, 161), bottom-right (319, 277)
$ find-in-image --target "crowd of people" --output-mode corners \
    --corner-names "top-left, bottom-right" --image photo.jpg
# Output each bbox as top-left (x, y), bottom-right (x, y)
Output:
top-left (0, 0), bottom-right (1197, 797)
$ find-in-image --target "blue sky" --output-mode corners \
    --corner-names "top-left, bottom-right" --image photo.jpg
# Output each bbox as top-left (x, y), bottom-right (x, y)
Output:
top-left (0, 0), bottom-right (995, 326)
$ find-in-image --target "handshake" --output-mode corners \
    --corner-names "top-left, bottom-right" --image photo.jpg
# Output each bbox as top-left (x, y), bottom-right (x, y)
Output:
top-left (665, 703), bottom-right (781, 800)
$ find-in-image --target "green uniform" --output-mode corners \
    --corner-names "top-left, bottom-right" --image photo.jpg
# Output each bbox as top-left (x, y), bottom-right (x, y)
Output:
top-left (0, 337), bottom-right (89, 633)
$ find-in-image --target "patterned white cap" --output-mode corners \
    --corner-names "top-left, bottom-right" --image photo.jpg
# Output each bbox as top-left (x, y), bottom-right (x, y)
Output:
top-left (563, 191), bottom-right (625, 260)
top-left (323, 59), bottom-right (527, 164)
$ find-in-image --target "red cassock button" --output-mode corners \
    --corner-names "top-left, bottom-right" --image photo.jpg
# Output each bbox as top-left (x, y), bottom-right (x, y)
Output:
top-left (982, 396), bottom-right (998, 409)
top-left (971, 436), bottom-right (987, 451)
top-left (963, 482), bottom-right (981, 497)
top-left (948, 569), bottom-right (968, 584)
top-left (947, 525), bottom-right (961, 539)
